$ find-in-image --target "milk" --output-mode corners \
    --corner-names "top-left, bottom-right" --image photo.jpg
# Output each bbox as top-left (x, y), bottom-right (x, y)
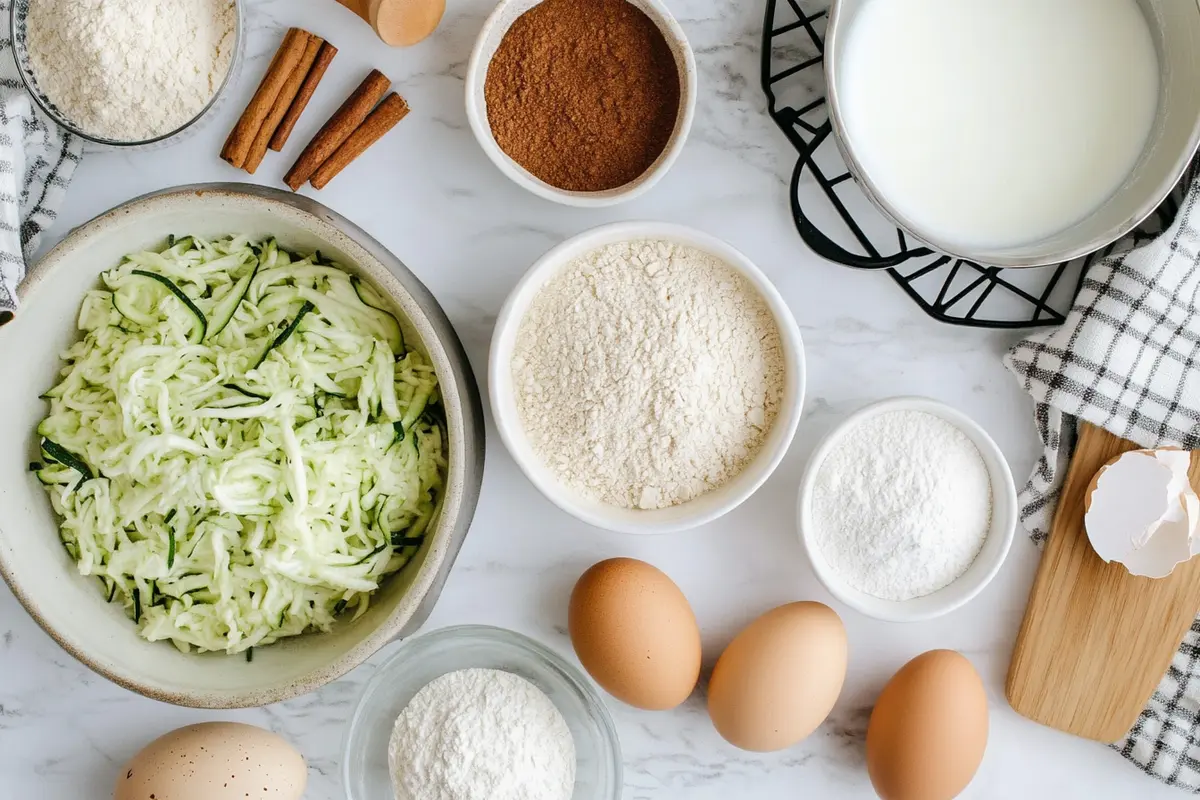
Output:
top-left (836, 0), bottom-right (1160, 251)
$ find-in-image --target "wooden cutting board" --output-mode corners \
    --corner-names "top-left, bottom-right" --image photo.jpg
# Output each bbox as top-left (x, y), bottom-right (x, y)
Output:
top-left (1007, 423), bottom-right (1200, 742)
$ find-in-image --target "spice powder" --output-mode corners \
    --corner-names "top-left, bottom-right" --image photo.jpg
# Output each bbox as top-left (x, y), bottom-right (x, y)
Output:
top-left (484, 0), bottom-right (682, 192)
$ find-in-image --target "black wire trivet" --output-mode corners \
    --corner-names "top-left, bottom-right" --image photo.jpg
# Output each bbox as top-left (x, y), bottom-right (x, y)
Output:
top-left (760, 0), bottom-right (1179, 328)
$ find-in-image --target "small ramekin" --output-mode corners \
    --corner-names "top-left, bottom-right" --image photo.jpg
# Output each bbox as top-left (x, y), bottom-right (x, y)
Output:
top-left (489, 221), bottom-right (805, 535)
top-left (464, 0), bottom-right (697, 207)
top-left (797, 397), bottom-right (1017, 622)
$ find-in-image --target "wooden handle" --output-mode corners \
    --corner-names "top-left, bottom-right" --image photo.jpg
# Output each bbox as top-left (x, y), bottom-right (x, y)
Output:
top-left (335, 0), bottom-right (372, 21)
top-left (335, 0), bottom-right (445, 47)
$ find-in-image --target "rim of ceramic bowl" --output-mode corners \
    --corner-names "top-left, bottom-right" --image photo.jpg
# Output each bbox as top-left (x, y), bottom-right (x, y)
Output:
top-left (796, 396), bottom-right (1017, 622)
top-left (823, 0), bottom-right (1200, 268)
top-left (342, 624), bottom-right (622, 800)
top-left (489, 221), bottom-right (805, 534)
top-left (0, 184), bottom-right (486, 707)
top-left (9, 0), bottom-right (244, 148)
top-left (463, 0), bottom-right (698, 207)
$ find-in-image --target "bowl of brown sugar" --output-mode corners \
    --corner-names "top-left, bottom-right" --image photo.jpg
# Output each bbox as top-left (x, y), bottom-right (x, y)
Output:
top-left (466, 0), bottom-right (696, 206)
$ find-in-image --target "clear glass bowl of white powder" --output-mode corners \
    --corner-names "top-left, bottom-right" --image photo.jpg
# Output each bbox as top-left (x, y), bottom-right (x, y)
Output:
top-left (10, 0), bottom-right (244, 149)
top-left (343, 625), bottom-right (621, 800)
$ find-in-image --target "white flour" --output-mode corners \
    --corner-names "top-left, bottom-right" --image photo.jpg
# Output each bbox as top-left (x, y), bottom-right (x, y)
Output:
top-left (25, 0), bottom-right (236, 141)
top-left (812, 411), bottom-right (992, 600)
top-left (388, 668), bottom-right (575, 800)
top-left (512, 239), bottom-right (785, 509)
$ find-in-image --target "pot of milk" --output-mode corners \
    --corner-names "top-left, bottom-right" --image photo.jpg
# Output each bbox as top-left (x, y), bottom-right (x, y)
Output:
top-left (824, 0), bottom-right (1200, 268)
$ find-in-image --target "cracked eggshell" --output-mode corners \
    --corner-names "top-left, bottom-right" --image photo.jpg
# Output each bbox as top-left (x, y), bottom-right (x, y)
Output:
top-left (1084, 449), bottom-right (1199, 579)
top-left (114, 722), bottom-right (307, 800)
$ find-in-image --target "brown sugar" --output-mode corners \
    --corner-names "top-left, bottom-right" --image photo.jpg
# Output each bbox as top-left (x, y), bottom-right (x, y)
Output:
top-left (484, 0), bottom-right (682, 192)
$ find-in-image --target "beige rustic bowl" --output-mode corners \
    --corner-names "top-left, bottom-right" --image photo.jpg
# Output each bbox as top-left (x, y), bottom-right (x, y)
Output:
top-left (0, 185), bottom-right (485, 708)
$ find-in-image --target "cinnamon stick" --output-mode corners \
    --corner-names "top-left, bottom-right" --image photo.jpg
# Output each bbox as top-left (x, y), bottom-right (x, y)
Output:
top-left (284, 69), bottom-right (391, 191)
top-left (310, 93), bottom-right (410, 190)
top-left (245, 34), bottom-right (324, 175)
top-left (270, 41), bottom-right (339, 152)
top-left (222, 28), bottom-right (311, 169)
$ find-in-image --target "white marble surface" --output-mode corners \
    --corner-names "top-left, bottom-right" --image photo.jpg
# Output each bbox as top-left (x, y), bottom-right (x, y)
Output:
top-left (0, 0), bottom-right (1186, 797)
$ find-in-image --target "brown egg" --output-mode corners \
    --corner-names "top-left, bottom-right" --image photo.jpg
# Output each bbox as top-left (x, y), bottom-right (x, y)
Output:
top-left (568, 557), bottom-right (701, 710)
top-left (707, 601), bottom-right (848, 751)
top-left (867, 650), bottom-right (988, 800)
top-left (114, 722), bottom-right (306, 800)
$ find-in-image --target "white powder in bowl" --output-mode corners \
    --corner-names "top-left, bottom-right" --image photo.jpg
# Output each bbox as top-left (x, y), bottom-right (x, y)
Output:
top-left (512, 238), bottom-right (786, 510)
top-left (388, 668), bottom-right (575, 800)
top-left (811, 410), bottom-right (993, 601)
top-left (25, 0), bottom-right (237, 141)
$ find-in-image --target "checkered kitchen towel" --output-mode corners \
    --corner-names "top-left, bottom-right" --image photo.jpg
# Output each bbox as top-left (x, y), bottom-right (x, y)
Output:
top-left (0, 0), bottom-right (81, 326)
top-left (1005, 158), bottom-right (1200, 789)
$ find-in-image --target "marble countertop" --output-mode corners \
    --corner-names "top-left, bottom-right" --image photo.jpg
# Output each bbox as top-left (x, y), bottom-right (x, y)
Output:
top-left (0, 0), bottom-right (1184, 797)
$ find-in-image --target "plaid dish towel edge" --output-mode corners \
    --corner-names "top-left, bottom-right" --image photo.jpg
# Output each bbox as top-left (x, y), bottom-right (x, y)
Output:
top-left (0, 0), bottom-right (82, 325)
top-left (1005, 159), bottom-right (1200, 791)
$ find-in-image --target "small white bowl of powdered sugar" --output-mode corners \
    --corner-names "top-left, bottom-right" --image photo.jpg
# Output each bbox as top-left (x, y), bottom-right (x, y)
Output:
top-left (797, 397), bottom-right (1017, 622)
top-left (12, 0), bottom-right (241, 147)
top-left (490, 221), bottom-right (804, 534)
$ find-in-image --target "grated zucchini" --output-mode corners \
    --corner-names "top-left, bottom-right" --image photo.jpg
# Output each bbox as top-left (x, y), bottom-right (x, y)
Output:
top-left (34, 235), bottom-right (446, 655)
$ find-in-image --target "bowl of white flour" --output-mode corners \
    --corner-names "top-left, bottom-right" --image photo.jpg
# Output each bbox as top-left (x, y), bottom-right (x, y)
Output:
top-left (11, 0), bottom-right (242, 147)
top-left (490, 221), bottom-right (805, 534)
top-left (796, 396), bottom-right (1018, 622)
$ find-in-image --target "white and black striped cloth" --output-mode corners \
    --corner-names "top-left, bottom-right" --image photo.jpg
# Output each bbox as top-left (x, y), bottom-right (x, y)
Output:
top-left (1005, 160), bottom-right (1200, 790)
top-left (0, 0), bottom-right (81, 326)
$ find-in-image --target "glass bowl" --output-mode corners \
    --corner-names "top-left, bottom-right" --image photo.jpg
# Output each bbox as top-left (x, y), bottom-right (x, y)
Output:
top-left (9, 0), bottom-right (244, 149)
top-left (343, 625), bottom-right (622, 800)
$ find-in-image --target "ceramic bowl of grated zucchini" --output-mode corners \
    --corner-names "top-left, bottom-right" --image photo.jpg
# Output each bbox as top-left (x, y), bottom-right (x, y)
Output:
top-left (0, 184), bottom-right (485, 708)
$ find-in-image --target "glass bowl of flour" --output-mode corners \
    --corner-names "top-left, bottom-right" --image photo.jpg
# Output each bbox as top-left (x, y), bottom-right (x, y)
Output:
top-left (343, 625), bottom-right (621, 800)
top-left (10, 0), bottom-right (243, 149)
top-left (796, 396), bottom-right (1018, 622)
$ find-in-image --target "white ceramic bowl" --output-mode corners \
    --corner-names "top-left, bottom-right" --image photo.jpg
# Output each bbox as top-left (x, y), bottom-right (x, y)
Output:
top-left (490, 221), bottom-right (805, 534)
top-left (464, 0), bottom-right (697, 207)
top-left (343, 625), bottom-right (621, 800)
top-left (0, 185), bottom-right (486, 708)
top-left (797, 397), bottom-right (1017, 622)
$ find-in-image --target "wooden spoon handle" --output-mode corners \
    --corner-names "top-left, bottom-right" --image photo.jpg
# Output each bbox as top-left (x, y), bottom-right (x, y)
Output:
top-left (334, 0), bottom-right (372, 20)
top-left (335, 0), bottom-right (445, 47)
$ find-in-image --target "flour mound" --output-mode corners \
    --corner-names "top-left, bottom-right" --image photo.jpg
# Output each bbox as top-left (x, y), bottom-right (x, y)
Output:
top-left (512, 239), bottom-right (786, 510)
top-left (388, 668), bottom-right (575, 800)
top-left (26, 0), bottom-right (236, 141)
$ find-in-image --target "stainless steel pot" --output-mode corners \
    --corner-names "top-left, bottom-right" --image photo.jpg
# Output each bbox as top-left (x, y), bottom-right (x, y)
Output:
top-left (824, 0), bottom-right (1200, 268)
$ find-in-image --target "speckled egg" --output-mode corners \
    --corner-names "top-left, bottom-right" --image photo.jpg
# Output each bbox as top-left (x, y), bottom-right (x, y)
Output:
top-left (568, 557), bottom-right (702, 710)
top-left (114, 722), bottom-right (306, 800)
